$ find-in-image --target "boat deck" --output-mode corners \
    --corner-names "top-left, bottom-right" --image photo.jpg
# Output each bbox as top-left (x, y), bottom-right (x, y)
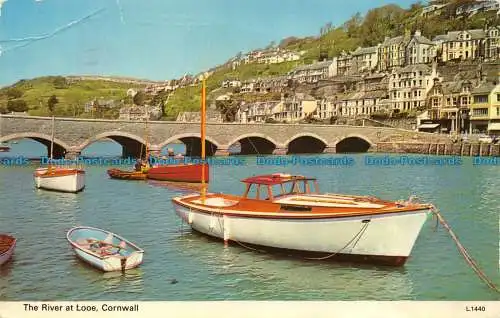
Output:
top-left (179, 193), bottom-right (430, 218)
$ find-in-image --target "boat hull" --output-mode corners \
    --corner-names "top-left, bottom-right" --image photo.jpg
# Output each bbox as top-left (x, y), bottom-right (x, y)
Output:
top-left (66, 226), bottom-right (144, 272)
top-left (107, 168), bottom-right (147, 180)
top-left (0, 234), bottom-right (16, 266)
top-left (34, 168), bottom-right (85, 193)
top-left (147, 163), bottom-right (209, 183)
top-left (0, 146), bottom-right (10, 152)
top-left (172, 203), bottom-right (430, 266)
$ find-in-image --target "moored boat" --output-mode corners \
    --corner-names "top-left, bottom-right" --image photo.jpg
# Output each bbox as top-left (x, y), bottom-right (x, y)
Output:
top-left (34, 167), bottom-right (85, 193)
top-left (33, 116), bottom-right (86, 193)
top-left (171, 173), bottom-right (433, 266)
top-left (107, 168), bottom-right (147, 180)
top-left (66, 226), bottom-right (144, 272)
top-left (0, 234), bottom-right (16, 266)
top-left (0, 144), bottom-right (10, 152)
top-left (146, 163), bottom-right (209, 183)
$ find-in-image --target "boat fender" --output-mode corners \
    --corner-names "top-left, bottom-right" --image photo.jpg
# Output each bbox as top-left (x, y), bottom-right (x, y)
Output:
top-left (188, 211), bottom-right (193, 224)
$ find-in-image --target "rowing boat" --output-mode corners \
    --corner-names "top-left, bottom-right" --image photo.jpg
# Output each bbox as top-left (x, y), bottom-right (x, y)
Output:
top-left (66, 226), bottom-right (144, 272)
top-left (0, 234), bottom-right (16, 266)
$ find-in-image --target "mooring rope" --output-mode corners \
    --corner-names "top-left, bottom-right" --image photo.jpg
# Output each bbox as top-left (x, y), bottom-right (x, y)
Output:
top-left (304, 221), bottom-right (370, 260)
top-left (430, 204), bottom-right (499, 293)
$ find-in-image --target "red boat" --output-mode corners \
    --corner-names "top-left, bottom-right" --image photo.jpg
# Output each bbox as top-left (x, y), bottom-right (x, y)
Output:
top-left (146, 163), bottom-right (209, 183)
top-left (0, 145), bottom-right (10, 152)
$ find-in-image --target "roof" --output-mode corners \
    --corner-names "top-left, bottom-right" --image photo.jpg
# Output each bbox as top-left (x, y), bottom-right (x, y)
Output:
top-left (241, 173), bottom-right (316, 185)
top-left (436, 29), bottom-right (486, 42)
top-left (410, 34), bottom-right (434, 45)
top-left (293, 60), bottom-right (333, 72)
top-left (398, 64), bottom-right (431, 73)
top-left (352, 46), bottom-right (378, 56)
top-left (472, 82), bottom-right (497, 94)
top-left (382, 35), bottom-right (406, 46)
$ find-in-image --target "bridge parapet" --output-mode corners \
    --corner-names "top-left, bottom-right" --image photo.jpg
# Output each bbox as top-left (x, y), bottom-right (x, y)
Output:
top-left (0, 114), bottom-right (453, 158)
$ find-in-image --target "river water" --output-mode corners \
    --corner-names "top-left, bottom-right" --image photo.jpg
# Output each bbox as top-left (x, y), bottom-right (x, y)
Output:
top-left (0, 140), bottom-right (498, 300)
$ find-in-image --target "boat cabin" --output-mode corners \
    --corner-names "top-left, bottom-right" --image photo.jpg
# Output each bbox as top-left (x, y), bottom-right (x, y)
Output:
top-left (241, 173), bottom-right (319, 201)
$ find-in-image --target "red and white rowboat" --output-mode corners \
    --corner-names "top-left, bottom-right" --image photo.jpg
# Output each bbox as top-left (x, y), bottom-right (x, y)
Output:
top-left (172, 173), bottom-right (433, 266)
top-left (0, 234), bottom-right (16, 266)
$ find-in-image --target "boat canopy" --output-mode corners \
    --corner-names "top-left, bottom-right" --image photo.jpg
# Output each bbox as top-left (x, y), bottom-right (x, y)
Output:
top-left (241, 173), bottom-right (316, 185)
top-left (241, 173), bottom-right (319, 200)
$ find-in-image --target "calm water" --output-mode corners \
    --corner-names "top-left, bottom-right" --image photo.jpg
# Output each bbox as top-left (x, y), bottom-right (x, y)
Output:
top-left (0, 141), bottom-right (499, 301)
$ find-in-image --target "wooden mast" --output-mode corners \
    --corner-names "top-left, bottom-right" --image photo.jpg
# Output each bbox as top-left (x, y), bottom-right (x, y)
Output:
top-left (49, 116), bottom-right (55, 169)
top-left (145, 105), bottom-right (149, 167)
top-left (201, 76), bottom-right (206, 203)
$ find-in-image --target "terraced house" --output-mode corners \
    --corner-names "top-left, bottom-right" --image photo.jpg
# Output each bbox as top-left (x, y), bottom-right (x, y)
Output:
top-left (437, 29), bottom-right (485, 61)
top-left (350, 45), bottom-right (379, 73)
top-left (272, 93), bottom-right (317, 122)
top-left (388, 63), bottom-right (439, 113)
top-left (484, 26), bottom-right (500, 60)
top-left (289, 60), bottom-right (336, 83)
top-left (405, 30), bottom-right (436, 65)
top-left (469, 80), bottom-right (500, 135)
top-left (377, 31), bottom-right (411, 71)
top-left (426, 79), bottom-right (478, 133)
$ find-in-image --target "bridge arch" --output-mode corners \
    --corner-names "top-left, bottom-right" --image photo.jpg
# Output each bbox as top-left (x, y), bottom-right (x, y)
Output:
top-left (227, 133), bottom-right (278, 155)
top-left (158, 133), bottom-right (221, 157)
top-left (334, 134), bottom-right (374, 153)
top-left (285, 133), bottom-right (329, 154)
top-left (78, 131), bottom-right (147, 158)
top-left (0, 132), bottom-right (70, 158)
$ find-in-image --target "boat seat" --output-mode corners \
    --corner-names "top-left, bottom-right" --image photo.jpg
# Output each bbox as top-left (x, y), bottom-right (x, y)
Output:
top-left (192, 197), bottom-right (239, 207)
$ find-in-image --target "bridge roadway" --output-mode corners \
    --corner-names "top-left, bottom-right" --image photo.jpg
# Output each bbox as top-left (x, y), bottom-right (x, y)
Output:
top-left (0, 115), bottom-right (451, 158)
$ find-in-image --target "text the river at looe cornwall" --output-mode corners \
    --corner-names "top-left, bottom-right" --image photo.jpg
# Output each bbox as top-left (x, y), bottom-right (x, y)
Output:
top-left (0, 141), bottom-right (498, 300)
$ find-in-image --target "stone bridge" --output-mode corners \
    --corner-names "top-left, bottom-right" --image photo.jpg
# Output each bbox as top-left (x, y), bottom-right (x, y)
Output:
top-left (0, 115), bottom-right (452, 158)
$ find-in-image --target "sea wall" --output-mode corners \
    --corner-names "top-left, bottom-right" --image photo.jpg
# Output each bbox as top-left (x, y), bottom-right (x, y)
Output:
top-left (376, 142), bottom-right (500, 157)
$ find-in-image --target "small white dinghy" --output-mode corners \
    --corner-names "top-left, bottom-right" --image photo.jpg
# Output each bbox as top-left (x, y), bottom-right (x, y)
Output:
top-left (66, 226), bottom-right (144, 272)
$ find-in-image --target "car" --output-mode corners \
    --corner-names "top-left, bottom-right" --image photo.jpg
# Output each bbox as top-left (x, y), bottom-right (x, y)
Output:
top-left (478, 135), bottom-right (493, 143)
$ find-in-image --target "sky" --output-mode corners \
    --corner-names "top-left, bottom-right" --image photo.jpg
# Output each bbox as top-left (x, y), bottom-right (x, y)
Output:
top-left (0, 0), bottom-right (417, 86)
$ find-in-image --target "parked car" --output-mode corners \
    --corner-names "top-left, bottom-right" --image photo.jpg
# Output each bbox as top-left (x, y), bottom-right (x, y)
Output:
top-left (478, 135), bottom-right (493, 143)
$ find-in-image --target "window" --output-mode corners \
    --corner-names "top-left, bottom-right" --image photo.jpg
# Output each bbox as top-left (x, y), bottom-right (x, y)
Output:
top-left (474, 95), bottom-right (488, 103)
top-left (472, 108), bottom-right (488, 116)
top-left (497, 94), bottom-right (500, 102)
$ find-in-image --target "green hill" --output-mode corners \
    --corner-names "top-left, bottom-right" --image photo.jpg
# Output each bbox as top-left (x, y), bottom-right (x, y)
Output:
top-left (0, 76), bottom-right (146, 118)
top-left (1, 0), bottom-right (498, 119)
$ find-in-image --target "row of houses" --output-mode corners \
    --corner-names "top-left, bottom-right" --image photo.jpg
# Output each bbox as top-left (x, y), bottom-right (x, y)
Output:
top-left (422, 0), bottom-right (500, 18)
top-left (233, 64), bottom-right (500, 136)
top-left (239, 48), bottom-right (304, 65)
top-left (283, 26), bottom-right (500, 84)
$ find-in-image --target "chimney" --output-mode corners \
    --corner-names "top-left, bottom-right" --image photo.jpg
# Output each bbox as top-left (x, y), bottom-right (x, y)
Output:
top-left (414, 30), bottom-right (421, 37)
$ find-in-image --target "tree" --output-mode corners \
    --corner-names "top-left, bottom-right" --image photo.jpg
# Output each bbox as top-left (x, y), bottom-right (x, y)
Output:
top-left (343, 13), bottom-right (363, 37)
top-left (7, 99), bottom-right (28, 112)
top-left (5, 88), bottom-right (23, 99)
top-left (52, 76), bottom-right (68, 89)
top-left (47, 95), bottom-right (58, 113)
top-left (0, 104), bottom-right (7, 114)
top-left (133, 91), bottom-right (147, 106)
top-left (360, 5), bottom-right (406, 46)
top-left (215, 99), bottom-right (240, 122)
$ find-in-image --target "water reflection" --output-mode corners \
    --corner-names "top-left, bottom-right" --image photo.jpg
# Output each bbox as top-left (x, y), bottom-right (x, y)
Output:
top-left (69, 258), bottom-right (145, 297)
top-left (170, 231), bottom-right (415, 300)
top-left (147, 180), bottom-right (202, 193)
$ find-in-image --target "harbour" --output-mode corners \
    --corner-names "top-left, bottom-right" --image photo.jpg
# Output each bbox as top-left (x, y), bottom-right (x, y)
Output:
top-left (0, 140), bottom-right (498, 301)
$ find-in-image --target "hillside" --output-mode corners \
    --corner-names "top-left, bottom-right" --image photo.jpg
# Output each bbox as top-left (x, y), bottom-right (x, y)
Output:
top-left (1, 0), bottom-right (499, 119)
top-left (0, 76), bottom-right (146, 118)
top-left (167, 0), bottom-right (499, 115)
